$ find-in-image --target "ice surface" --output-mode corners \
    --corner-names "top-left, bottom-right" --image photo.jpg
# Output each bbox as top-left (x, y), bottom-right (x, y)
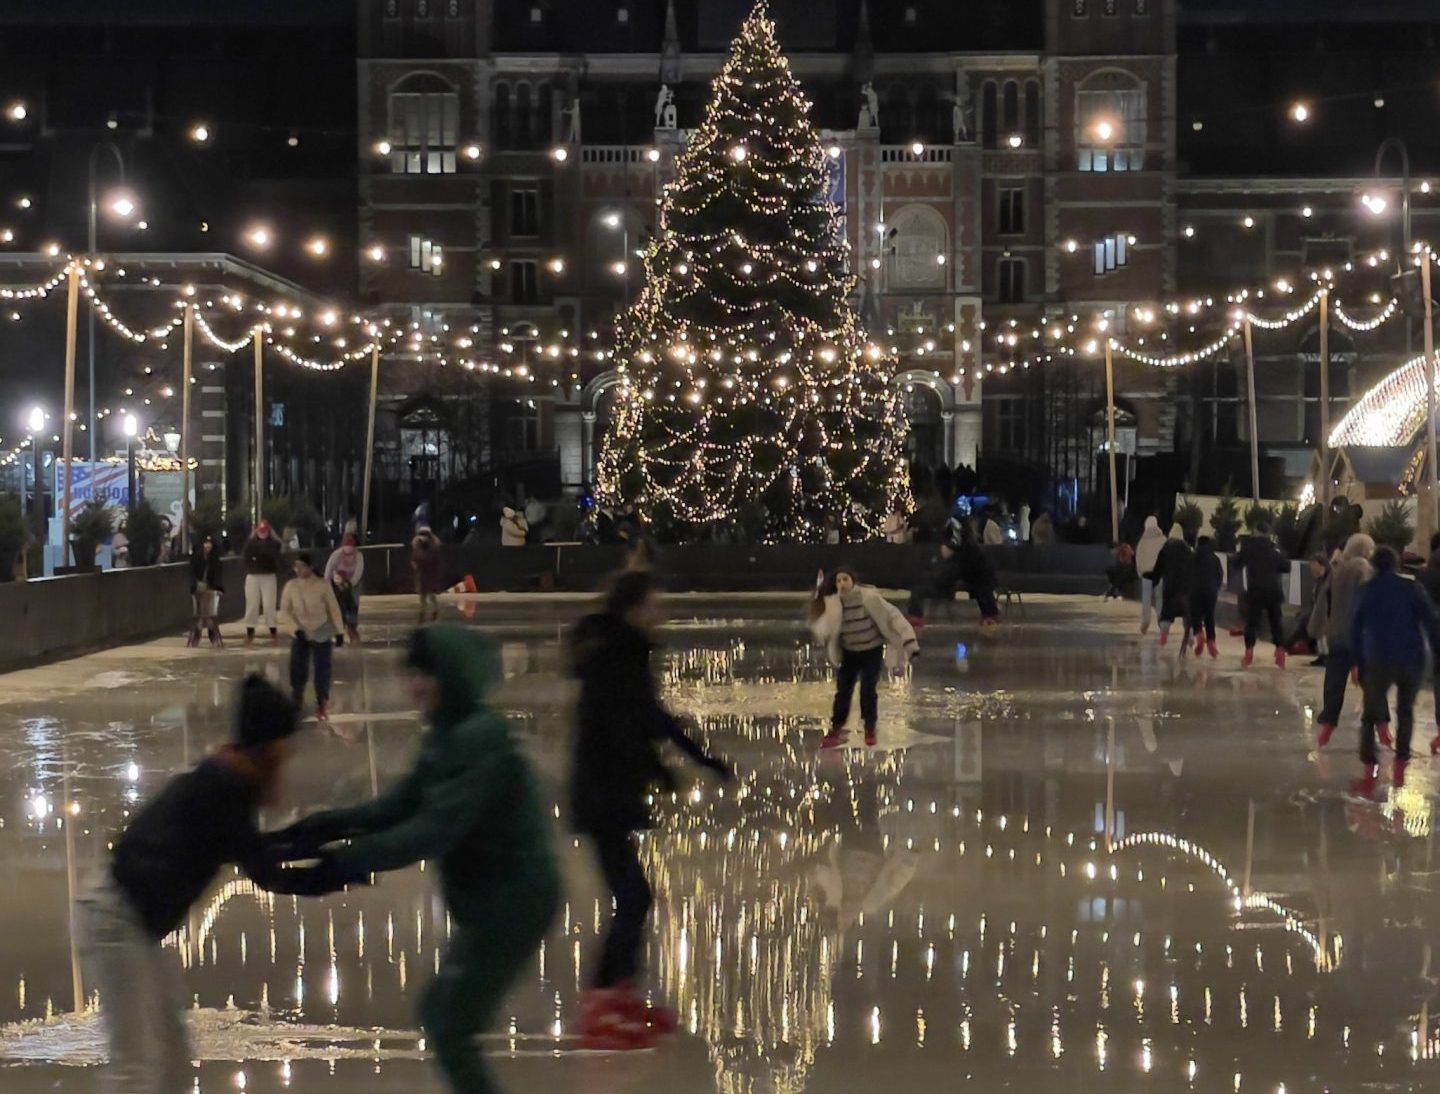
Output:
top-left (0, 593), bottom-right (1436, 1093)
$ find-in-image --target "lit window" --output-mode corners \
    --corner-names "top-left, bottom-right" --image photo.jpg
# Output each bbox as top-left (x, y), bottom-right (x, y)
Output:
top-left (388, 78), bottom-right (458, 175)
top-left (1076, 88), bottom-right (1145, 172)
top-left (409, 235), bottom-right (444, 275)
top-left (1092, 233), bottom-right (1129, 274)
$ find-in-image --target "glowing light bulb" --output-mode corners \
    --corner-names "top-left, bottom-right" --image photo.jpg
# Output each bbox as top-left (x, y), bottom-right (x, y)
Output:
top-left (190, 123), bottom-right (210, 143)
top-left (1289, 101), bottom-right (1310, 122)
top-left (1008, 133), bottom-right (1023, 149)
top-left (731, 145), bottom-right (747, 162)
top-left (6, 102), bottom-right (26, 122)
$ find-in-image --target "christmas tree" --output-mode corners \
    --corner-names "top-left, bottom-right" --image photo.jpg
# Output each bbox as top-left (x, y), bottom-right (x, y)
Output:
top-left (596, 1), bottom-right (910, 541)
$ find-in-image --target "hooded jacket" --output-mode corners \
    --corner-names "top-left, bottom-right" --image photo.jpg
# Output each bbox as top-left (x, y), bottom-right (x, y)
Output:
top-left (315, 626), bottom-right (558, 924)
top-left (1152, 529), bottom-right (1193, 618)
top-left (1188, 539), bottom-right (1224, 601)
top-left (1349, 566), bottom-right (1440, 671)
top-left (569, 612), bottom-right (717, 834)
top-left (1312, 533), bottom-right (1373, 646)
top-left (1135, 516), bottom-right (1166, 578)
top-left (1237, 533), bottom-right (1286, 597)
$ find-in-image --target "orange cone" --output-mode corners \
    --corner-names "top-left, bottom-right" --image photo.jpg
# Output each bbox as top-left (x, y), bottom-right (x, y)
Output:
top-left (446, 574), bottom-right (477, 595)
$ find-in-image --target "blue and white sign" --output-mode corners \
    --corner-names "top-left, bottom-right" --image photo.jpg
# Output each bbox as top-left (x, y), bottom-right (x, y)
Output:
top-left (55, 462), bottom-right (129, 520)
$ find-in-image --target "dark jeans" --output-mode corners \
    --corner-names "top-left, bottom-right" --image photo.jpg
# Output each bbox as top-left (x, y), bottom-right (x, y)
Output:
top-left (591, 829), bottom-right (652, 988)
top-left (970, 586), bottom-right (1000, 620)
top-left (907, 582), bottom-right (953, 618)
top-left (832, 645), bottom-right (884, 730)
top-left (289, 635), bottom-right (333, 706)
top-left (1361, 660), bottom-right (1421, 762)
top-left (1243, 588), bottom-right (1284, 648)
top-left (1319, 646), bottom-right (1391, 728)
top-left (1188, 594), bottom-right (1217, 641)
top-left (334, 584), bottom-right (359, 630)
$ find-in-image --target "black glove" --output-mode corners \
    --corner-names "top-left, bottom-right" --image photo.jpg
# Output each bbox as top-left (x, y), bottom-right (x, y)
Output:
top-left (266, 813), bottom-right (352, 861)
top-left (279, 851), bottom-right (371, 896)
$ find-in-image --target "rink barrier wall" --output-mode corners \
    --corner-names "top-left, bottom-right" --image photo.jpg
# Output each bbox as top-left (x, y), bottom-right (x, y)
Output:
top-left (367, 542), bottom-right (1115, 595)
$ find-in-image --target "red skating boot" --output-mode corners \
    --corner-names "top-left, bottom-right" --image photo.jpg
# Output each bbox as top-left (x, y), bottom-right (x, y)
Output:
top-left (1394, 758), bottom-right (1409, 788)
top-left (580, 988), bottom-right (656, 1051)
top-left (1193, 633), bottom-right (1205, 656)
top-left (315, 703), bottom-right (330, 723)
top-left (1315, 722), bottom-right (1335, 749)
top-left (1241, 646), bottom-right (1254, 668)
top-left (1430, 727), bottom-right (1440, 756)
top-left (1349, 764), bottom-right (1380, 798)
top-left (1206, 640), bottom-right (1219, 659)
top-left (617, 985), bottom-right (678, 1036)
top-left (821, 725), bottom-right (846, 749)
top-left (1273, 647), bottom-right (1286, 669)
top-left (864, 725), bottom-right (877, 748)
top-left (1376, 722), bottom-right (1394, 750)
top-left (1158, 629), bottom-right (1169, 647)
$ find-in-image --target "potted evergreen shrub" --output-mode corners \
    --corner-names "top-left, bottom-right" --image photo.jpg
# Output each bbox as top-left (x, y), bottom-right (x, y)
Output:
top-left (1173, 496), bottom-right (1204, 540)
top-left (1366, 499), bottom-right (1415, 556)
top-left (69, 498), bottom-right (114, 571)
top-left (124, 498), bottom-right (166, 567)
top-left (0, 494), bottom-right (24, 581)
top-left (1211, 482), bottom-right (1241, 551)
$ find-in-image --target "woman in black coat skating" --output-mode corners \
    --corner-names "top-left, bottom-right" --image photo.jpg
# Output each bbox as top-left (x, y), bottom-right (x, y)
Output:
top-left (568, 568), bottom-right (734, 1048)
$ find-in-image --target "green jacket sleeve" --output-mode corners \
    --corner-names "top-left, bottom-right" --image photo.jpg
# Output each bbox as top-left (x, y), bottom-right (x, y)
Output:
top-left (335, 723), bottom-right (507, 874)
top-left (311, 765), bottom-right (426, 838)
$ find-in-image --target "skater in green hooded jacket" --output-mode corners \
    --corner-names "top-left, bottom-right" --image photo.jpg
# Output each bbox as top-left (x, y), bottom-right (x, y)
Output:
top-left (271, 625), bottom-right (558, 1094)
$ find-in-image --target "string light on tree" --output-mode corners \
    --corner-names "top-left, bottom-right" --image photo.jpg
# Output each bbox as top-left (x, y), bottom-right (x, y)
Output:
top-left (595, 1), bottom-right (909, 541)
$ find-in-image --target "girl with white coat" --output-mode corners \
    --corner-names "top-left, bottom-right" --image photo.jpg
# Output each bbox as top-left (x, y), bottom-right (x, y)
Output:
top-left (810, 566), bottom-right (919, 749)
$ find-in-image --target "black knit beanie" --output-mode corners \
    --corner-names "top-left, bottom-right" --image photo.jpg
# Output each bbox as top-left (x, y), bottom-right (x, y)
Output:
top-left (234, 674), bottom-right (299, 749)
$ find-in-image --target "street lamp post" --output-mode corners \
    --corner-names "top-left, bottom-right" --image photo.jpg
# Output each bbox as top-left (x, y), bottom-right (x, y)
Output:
top-left (123, 413), bottom-right (138, 511)
top-left (87, 142), bottom-right (132, 468)
top-left (26, 406), bottom-right (45, 545)
top-left (1371, 138), bottom-right (1436, 536)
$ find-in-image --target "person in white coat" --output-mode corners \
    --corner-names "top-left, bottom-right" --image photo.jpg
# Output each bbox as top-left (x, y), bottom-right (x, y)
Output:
top-left (500, 507), bottom-right (529, 547)
top-left (1135, 515), bottom-right (1167, 634)
top-left (810, 566), bottom-right (919, 749)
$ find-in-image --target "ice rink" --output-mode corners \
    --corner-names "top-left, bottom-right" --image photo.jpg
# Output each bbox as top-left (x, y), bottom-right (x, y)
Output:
top-left (1, 592), bottom-right (1436, 1093)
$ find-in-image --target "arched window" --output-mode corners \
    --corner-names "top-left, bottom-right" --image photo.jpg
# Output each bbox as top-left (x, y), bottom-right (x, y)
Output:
top-left (1001, 81), bottom-right (1020, 141)
top-left (980, 81), bottom-right (998, 149)
top-left (887, 204), bottom-right (948, 290)
top-left (515, 82), bottom-right (533, 148)
top-left (1024, 81), bottom-right (1041, 147)
top-left (493, 82), bottom-right (512, 147)
top-left (388, 72), bottom-right (458, 174)
top-left (1075, 70), bottom-right (1146, 172)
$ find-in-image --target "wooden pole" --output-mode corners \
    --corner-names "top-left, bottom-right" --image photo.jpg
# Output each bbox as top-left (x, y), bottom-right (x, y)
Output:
top-left (1243, 317), bottom-right (1260, 504)
top-left (1423, 252), bottom-right (1438, 539)
top-left (1318, 287), bottom-right (1330, 506)
top-left (1103, 338), bottom-right (1120, 544)
top-left (179, 302), bottom-right (193, 554)
top-left (60, 263), bottom-right (81, 567)
top-left (361, 341), bottom-right (380, 543)
top-left (252, 330), bottom-right (264, 526)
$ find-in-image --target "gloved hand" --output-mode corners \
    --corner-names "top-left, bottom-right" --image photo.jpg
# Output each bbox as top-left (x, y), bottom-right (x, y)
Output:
top-left (277, 851), bottom-right (371, 895)
top-left (266, 813), bottom-right (352, 861)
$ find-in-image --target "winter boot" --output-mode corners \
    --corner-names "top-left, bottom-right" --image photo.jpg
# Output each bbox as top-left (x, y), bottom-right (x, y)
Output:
top-left (1241, 646), bottom-right (1254, 668)
top-left (1206, 640), bottom-right (1219, 659)
top-left (186, 625), bottom-right (200, 648)
top-left (580, 989), bottom-right (656, 1051)
top-left (1377, 722), bottom-right (1394, 750)
top-left (821, 724), bottom-right (846, 749)
top-left (1273, 647), bottom-right (1286, 669)
top-left (1193, 633), bottom-right (1205, 657)
top-left (1316, 722), bottom-right (1335, 749)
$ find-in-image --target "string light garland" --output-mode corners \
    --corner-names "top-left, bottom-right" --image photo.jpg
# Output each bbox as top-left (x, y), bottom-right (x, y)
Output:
top-left (1328, 350), bottom-right (1438, 448)
top-left (596, 2), bottom-right (909, 541)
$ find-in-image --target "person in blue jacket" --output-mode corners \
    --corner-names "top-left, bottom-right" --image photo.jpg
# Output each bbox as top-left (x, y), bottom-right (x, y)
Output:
top-left (1348, 546), bottom-right (1440, 778)
top-left (272, 626), bottom-right (559, 1094)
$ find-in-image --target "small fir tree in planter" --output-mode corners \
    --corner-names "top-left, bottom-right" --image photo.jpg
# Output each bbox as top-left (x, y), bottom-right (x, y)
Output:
top-left (0, 494), bottom-right (24, 581)
top-left (1173, 497), bottom-right (1204, 540)
top-left (124, 498), bottom-right (166, 566)
top-left (187, 492), bottom-right (225, 548)
top-left (70, 498), bottom-right (115, 569)
top-left (1243, 501), bottom-right (1276, 534)
top-left (1366, 498), bottom-right (1415, 556)
top-left (1211, 482), bottom-right (1241, 551)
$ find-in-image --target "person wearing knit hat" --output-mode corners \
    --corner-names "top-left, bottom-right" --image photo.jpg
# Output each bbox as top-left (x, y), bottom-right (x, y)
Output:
top-left (77, 675), bottom-right (361, 1094)
top-left (324, 533), bottom-right (366, 644)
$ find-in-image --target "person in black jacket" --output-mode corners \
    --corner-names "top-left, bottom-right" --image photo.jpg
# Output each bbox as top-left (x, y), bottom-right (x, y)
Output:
top-left (1238, 517), bottom-right (1288, 667)
top-left (905, 537), bottom-right (965, 626)
top-left (569, 569), bottom-right (734, 1049)
top-left (952, 521), bottom-right (1000, 625)
top-left (77, 677), bottom-right (360, 1094)
top-left (1187, 536), bottom-right (1224, 658)
top-left (241, 520), bottom-right (284, 646)
top-left (1150, 526), bottom-right (1193, 648)
top-left (187, 534), bottom-right (225, 648)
